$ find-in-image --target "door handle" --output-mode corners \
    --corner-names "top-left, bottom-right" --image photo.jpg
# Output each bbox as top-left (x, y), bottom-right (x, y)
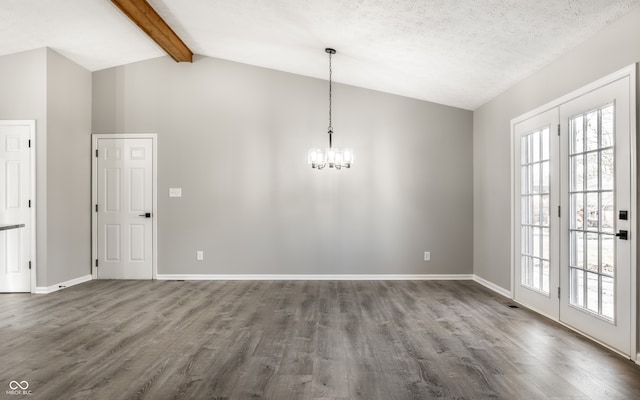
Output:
top-left (615, 230), bottom-right (628, 240)
top-left (138, 212), bottom-right (152, 218)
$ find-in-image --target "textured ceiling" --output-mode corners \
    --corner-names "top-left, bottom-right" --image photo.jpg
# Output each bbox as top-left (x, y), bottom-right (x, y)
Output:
top-left (1, 0), bottom-right (639, 110)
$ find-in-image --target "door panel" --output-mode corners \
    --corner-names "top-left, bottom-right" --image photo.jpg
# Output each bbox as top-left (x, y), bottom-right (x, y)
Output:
top-left (5, 230), bottom-right (21, 273)
top-left (130, 225), bottom-right (145, 261)
top-left (106, 168), bottom-right (121, 212)
top-left (514, 108), bottom-right (560, 318)
top-left (97, 138), bottom-right (153, 279)
top-left (129, 168), bottom-right (145, 211)
top-left (559, 77), bottom-right (632, 356)
top-left (0, 123), bottom-right (32, 292)
top-left (105, 225), bottom-right (121, 261)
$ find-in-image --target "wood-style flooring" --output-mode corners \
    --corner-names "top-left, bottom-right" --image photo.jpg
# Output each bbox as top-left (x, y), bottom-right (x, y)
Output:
top-left (1, 280), bottom-right (639, 399)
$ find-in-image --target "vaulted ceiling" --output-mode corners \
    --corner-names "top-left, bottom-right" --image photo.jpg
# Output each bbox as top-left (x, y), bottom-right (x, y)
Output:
top-left (1, 0), bottom-right (638, 109)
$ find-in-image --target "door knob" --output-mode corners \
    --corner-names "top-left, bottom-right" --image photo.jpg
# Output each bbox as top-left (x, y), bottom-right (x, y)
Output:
top-left (616, 230), bottom-right (628, 240)
top-left (139, 212), bottom-right (152, 218)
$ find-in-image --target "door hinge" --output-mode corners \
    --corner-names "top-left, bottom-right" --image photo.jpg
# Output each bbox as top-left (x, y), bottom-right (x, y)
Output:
top-left (95, 149), bottom-right (98, 158)
top-left (28, 139), bottom-right (31, 148)
top-left (557, 287), bottom-right (561, 299)
top-left (557, 123), bottom-right (561, 136)
top-left (95, 259), bottom-right (99, 267)
top-left (28, 261), bottom-right (31, 270)
top-left (558, 206), bottom-right (561, 218)
top-left (95, 204), bottom-right (99, 212)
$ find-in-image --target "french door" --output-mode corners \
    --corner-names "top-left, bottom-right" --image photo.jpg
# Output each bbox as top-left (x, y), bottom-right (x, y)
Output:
top-left (559, 77), bottom-right (632, 355)
top-left (513, 67), bottom-right (635, 357)
top-left (514, 108), bottom-right (559, 318)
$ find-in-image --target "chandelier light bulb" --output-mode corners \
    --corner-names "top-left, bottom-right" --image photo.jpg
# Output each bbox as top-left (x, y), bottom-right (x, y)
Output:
top-left (308, 149), bottom-right (320, 167)
top-left (327, 148), bottom-right (336, 165)
top-left (342, 149), bottom-right (353, 168)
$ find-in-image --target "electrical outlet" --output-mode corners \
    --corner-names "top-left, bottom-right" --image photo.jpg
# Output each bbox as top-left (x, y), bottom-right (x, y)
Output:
top-left (424, 251), bottom-right (431, 261)
top-left (196, 251), bottom-right (204, 261)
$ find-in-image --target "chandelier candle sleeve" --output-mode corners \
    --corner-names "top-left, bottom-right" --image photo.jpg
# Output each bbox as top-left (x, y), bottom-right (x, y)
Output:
top-left (308, 48), bottom-right (354, 170)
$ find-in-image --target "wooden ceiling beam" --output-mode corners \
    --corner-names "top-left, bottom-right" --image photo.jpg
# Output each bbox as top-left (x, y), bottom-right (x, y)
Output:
top-left (111, 0), bottom-right (193, 63)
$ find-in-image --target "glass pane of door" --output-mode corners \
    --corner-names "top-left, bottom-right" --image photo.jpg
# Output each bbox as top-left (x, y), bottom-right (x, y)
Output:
top-left (567, 103), bottom-right (615, 321)
top-left (520, 127), bottom-right (550, 294)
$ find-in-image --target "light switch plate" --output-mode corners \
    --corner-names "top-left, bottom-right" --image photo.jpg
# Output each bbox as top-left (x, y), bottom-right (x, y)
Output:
top-left (169, 188), bottom-right (182, 198)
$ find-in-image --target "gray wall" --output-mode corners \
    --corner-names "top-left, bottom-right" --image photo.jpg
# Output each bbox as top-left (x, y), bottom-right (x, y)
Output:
top-left (0, 48), bottom-right (48, 286)
top-left (46, 48), bottom-right (92, 285)
top-left (0, 48), bottom-right (91, 288)
top-left (93, 55), bottom-right (473, 275)
top-left (473, 6), bottom-right (640, 290)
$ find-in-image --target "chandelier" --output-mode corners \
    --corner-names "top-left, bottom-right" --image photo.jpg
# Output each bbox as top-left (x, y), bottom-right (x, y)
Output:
top-left (308, 48), bottom-right (353, 170)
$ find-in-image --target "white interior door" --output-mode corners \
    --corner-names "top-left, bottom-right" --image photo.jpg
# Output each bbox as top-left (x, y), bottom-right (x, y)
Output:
top-left (0, 122), bottom-right (33, 292)
top-left (96, 137), bottom-right (153, 279)
top-left (559, 76), bottom-right (633, 356)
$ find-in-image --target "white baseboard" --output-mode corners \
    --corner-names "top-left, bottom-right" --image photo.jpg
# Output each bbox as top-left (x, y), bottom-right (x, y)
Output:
top-left (156, 273), bottom-right (474, 281)
top-left (472, 274), bottom-right (512, 298)
top-left (34, 274), bottom-right (92, 294)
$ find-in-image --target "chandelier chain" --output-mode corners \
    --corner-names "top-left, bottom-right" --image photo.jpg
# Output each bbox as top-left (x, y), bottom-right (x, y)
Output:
top-left (328, 50), bottom-right (332, 134)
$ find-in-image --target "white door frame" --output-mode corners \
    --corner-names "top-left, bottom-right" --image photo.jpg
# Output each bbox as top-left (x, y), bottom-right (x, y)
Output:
top-left (91, 133), bottom-right (158, 279)
top-left (0, 120), bottom-right (37, 293)
top-left (510, 64), bottom-right (637, 360)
